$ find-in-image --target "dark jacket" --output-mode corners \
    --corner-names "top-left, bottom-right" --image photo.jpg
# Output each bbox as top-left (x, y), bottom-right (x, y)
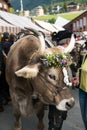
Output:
top-left (0, 44), bottom-right (3, 71)
top-left (1, 40), bottom-right (12, 55)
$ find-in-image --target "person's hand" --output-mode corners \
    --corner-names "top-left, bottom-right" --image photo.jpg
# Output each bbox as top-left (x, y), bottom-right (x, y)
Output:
top-left (70, 77), bottom-right (79, 87)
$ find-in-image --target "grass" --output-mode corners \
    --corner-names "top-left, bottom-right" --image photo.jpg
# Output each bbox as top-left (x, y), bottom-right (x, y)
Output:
top-left (58, 13), bottom-right (80, 20)
top-left (34, 12), bottom-right (82, 22)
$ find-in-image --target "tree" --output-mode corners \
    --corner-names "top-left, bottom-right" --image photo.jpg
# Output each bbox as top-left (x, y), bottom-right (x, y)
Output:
top-left (48, 18), bottom-right (56, 23)
top-left (63, 1), bottom-right (67, 12)
top-left (9, 7), bottom-right (15, 13)
top-left (43, 5), bottom-right (48, 14)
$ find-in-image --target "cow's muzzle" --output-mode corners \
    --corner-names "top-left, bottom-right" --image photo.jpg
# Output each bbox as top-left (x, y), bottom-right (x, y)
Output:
top-left (56, 97), bottom-right (75, 111)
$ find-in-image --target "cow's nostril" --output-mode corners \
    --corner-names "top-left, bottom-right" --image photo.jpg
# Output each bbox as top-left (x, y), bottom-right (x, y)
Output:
top-left (66, 100), bottom-right (75, 110)
top-left (66, 102), bottom-right (71, 108)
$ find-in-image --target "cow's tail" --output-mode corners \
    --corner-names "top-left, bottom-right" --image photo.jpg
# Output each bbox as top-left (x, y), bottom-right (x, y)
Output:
top-left (25, 28), bottom-right (46, 54)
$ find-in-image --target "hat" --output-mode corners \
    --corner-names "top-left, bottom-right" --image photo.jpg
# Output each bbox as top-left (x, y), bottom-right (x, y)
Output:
top-left (52, 30), bottom-right (73, 43)
top-left (3, 32), bottom-right (9, 39)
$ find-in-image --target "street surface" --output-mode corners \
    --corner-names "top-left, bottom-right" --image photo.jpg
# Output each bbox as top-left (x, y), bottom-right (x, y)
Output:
top-left (0, 88), bottom-right (85, 130)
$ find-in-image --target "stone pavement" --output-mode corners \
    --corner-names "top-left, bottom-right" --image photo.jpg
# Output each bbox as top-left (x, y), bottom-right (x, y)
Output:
top-left (0, 89), bottom-right (85, 130)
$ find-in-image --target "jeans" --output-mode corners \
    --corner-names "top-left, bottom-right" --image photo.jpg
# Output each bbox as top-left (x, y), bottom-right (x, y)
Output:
top-left (79, 89), bottom-right (87, 130)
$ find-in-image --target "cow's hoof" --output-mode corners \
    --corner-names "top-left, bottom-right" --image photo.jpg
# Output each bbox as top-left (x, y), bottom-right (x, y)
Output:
top-left (13, 127), bottom-right (22, 130)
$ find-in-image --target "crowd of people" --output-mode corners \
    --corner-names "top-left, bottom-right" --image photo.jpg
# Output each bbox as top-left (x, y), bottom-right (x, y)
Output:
top-left (0, 32), bottom-right (17, 112)
top-left (0, 30), bottom-right (87, 130)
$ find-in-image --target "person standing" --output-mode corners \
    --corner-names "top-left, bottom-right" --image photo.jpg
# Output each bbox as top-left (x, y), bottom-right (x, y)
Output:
top-left (0, 32), bottom-right (11, 106)
top-left (0, 40), bottom-right (4, 112)
top-left (48, 30), bottom-right (76, 130)
top-left (78, 52), bottom-right (87, 130)
top-left (65, 38), bottom-right (87, 130)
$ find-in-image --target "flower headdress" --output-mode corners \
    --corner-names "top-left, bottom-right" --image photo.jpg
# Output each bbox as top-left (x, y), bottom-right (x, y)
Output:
top-left (40, 52), bottom-right (72, 68)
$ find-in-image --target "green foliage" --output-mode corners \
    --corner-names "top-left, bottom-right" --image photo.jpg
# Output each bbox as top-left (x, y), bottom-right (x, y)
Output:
top-left (34, 14), bottom-right (57, 21)
top-left (40, 53), bottom-right (71, 68)
top-left (60, 13), bottom-right (80, 20)
top-left (48, 18), bottom-right (56, 23)
top-left (34, 12), bottom-right (81, 22)
top-left (48, 5), bottom-right (52, 14)
top-left (10, 0), bottom-right (87, 11)
top-left (43, 5), bottom-right (49, 14)
top-left (9, 7), bottom-right (15, 14)
top-left (63, 1), bottom-right (67, 12)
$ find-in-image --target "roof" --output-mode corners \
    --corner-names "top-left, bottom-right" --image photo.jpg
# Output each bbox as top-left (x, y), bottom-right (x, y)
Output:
top-left (0, 11), bottom-right (44, 29)
top-left (67, 2), bottom-right (77, 6)
top-left (34, 19), bottom-right (58, 33)
top-left (63, 10), bottom-right (86, 28)
top-left (0, 18), bottom-right (14, 27)
top-left (55, 16), bottom-right (70, 27)
top-left (0, 17), bottom-right (20, 33)
top-left (0, 10), bottom-right (23, 28)
top-left (52, 24), bottom-right (64, 31)
top-left (0, 10), bottom-right (49, 34)
top-left (0, 10), bottom-right (64, 35)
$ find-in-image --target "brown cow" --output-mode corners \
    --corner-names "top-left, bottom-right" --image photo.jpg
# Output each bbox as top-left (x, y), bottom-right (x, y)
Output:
top-left (6, 29), bottom-right (75, 130)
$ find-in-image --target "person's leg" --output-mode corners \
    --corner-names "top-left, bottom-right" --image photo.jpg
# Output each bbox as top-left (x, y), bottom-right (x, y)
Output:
top-left (0, 75), bottom-right (4, 112)
top-left (48, 105), bottom-right (67, 130)
top-left (1, 70), bottom-right (10, 105)
top-left (79, 89), bottom-right (87, 130)
top-left (85, 92), bottom-right (87, 130)
top-left (54, 108), bottom-right (67, 130)
top-left (48, 105), bottom-right (55, 130)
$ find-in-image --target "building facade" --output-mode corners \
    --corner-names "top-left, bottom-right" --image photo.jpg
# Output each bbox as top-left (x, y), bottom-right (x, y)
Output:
top-left (0, 0), bottom-right (12, 12)
top-left (64, 10), bottom-right (87, 34)
top-left (35, 6), bottom-right (44, 16)
top-left (67, 2), bottom-right (80, 12)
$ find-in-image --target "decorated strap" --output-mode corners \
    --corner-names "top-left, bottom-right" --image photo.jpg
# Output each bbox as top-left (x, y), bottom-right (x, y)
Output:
top-left (62, 67), bottom-right (72, 86)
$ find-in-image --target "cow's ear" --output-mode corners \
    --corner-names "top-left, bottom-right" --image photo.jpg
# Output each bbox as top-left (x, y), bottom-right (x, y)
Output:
top-left (15, 63), bottom-right (41, 78)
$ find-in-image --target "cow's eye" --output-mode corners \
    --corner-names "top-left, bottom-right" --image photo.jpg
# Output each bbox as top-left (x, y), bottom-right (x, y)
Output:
top-left (49, 74), bottom-right (56, 80)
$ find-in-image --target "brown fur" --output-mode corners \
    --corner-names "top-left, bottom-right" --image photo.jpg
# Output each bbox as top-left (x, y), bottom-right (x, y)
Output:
top-left (6, 34), bottom-right (74, 130)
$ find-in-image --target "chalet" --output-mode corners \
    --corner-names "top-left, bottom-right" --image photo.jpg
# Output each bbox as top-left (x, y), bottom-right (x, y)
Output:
top-left (52, 6), bottom-right (61, 13)
top-left (30, 6), bottom-right (44, 16)
top-left (67, 2), bottom-right (80, 12)
top-left (0, 0), bottom-right (12, 12)
top-left (35, 6), bottom-right (44, 16)
top-left (63, 10), bottom-right (87, 35)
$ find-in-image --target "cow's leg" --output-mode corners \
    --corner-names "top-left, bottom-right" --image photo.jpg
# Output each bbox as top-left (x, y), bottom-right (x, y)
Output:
top-left (13, 111), bottom-right (22, 130)
top-left (36, 106), bottom-right (45, 130)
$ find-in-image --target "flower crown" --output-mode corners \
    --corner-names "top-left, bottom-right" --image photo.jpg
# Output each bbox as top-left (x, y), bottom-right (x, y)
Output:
top-left (40, 53), bottom-right (72, 68)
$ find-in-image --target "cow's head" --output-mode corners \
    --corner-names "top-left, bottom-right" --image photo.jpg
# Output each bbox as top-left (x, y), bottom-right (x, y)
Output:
top-left (14, 29), bottom-right (75, 111)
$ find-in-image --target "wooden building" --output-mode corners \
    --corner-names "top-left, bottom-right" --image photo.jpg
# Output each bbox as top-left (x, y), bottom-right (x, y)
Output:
top-left (67, 2), bottom-right (80, 12)
top-left (63, 10), bottom-right (87, 35)
top-left (0, 0), bottom-right (12, 12)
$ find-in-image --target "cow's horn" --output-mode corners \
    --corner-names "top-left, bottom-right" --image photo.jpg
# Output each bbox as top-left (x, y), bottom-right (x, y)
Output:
top-left (64, 34), bottom-right (75, 53)
top-left (25, 28), bottom-right (45, 54)
top-left (38, 32), bottom-right (45, 54)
